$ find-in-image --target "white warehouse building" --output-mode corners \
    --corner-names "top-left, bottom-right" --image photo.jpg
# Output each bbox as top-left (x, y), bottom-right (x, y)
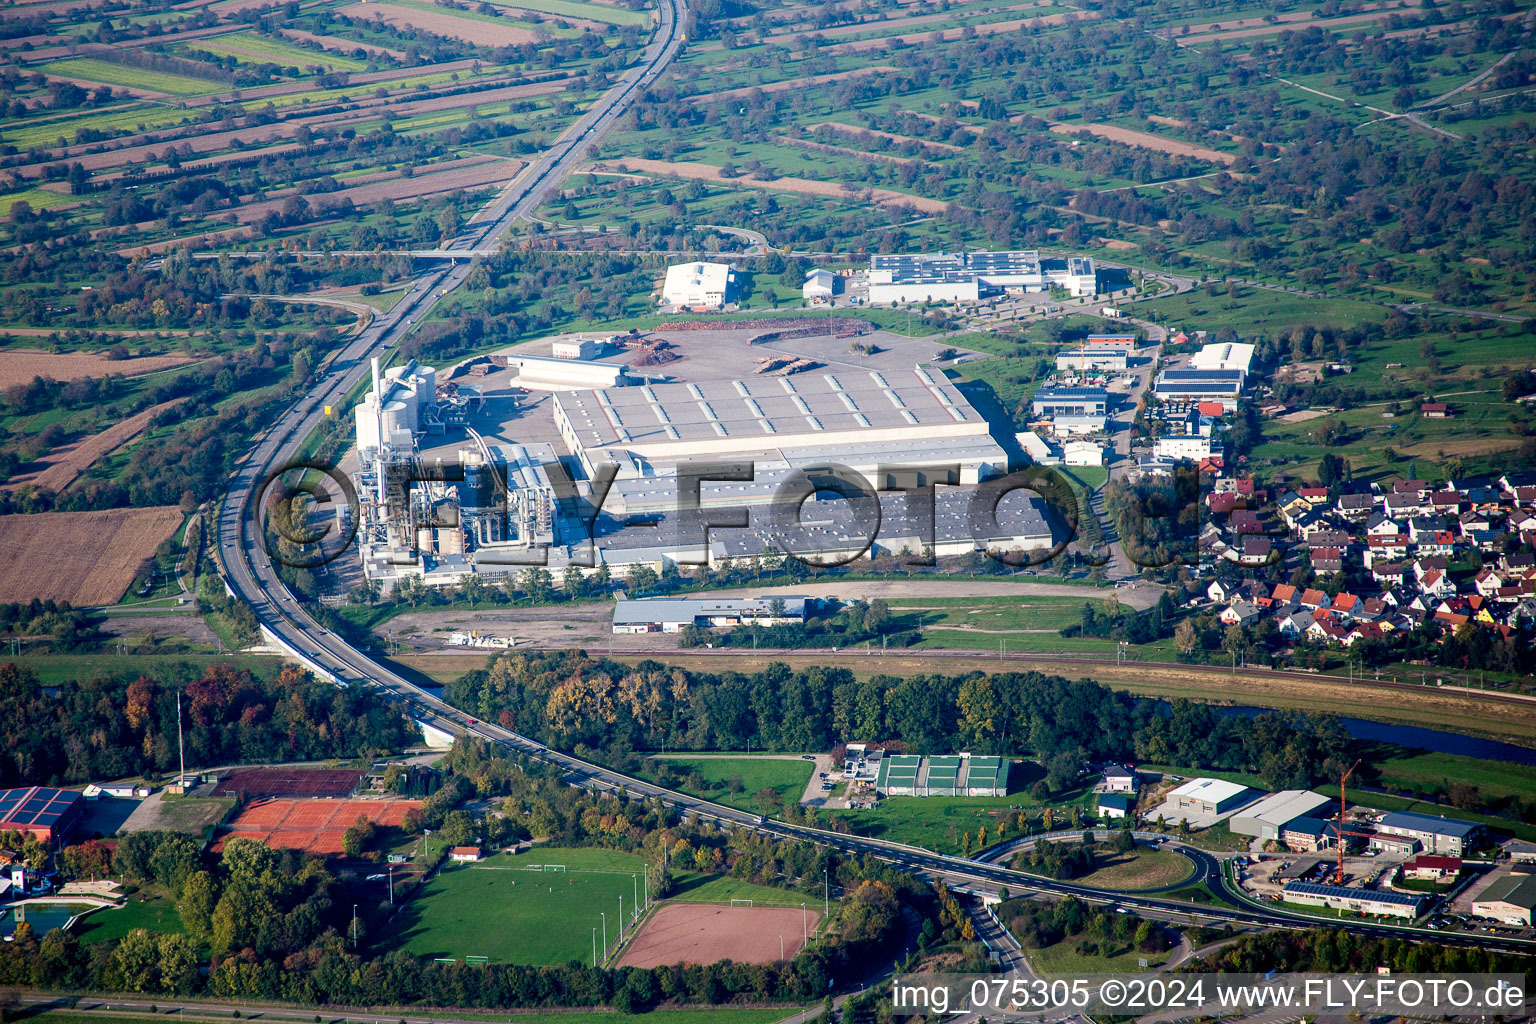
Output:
top-left (803, 268), bottom-right (836, 302)
top-left (662, 261), bottom-right (736, 310)
top-left (868, 251), bottom-right (1097, 305)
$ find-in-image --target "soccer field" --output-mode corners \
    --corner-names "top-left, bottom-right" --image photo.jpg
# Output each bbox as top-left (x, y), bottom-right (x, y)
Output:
top-left (390, 847), bottom-right (647, 965)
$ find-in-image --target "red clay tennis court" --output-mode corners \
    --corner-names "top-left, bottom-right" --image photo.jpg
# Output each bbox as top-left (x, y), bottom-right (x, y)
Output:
top-left (216, 798), bottom-right (421, 854)
top-left (617, 904), bottom-right (819, 968)
top-left (211, 768), bottom-right (364, 799)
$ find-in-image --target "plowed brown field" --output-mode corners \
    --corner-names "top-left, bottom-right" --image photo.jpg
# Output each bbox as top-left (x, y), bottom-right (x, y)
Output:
top-left (0, 506), bottom-right (183, 605)
top-left (0, 349), bottom-right (195, 388)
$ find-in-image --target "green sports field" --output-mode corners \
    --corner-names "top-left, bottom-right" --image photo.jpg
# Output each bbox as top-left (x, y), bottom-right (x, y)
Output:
top-left (389, 847), bottom-right (647, 965)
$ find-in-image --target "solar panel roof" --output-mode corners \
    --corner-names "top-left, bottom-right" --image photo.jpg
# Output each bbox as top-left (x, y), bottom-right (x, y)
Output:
top-left (1283, 882), bottom-right (1425, 907)
top-left (0, 786), bottom-right (80, 828)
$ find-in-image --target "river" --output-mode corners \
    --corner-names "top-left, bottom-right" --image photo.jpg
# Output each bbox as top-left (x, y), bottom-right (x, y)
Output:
top-left (1145, 699), bottom-right (1536, 766)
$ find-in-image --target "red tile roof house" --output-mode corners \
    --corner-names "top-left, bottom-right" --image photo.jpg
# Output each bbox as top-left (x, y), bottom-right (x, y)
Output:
top-left (1405, 855), bottom-right (1461, 879)
top-left (1330, 593), bottom-right (1361, 618)
top-left (1421, 403), bottom-right (1452, 419)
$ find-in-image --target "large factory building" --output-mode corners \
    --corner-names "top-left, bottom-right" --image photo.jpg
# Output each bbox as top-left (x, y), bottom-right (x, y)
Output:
top-left (868, 251), bottom-right (1097, 305)
top-left (552, 366), bottom-right (1008, 483)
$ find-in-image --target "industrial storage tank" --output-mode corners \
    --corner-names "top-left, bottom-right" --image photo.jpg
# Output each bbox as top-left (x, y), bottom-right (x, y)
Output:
top-left (355, 402), bottom-right (382, 453)
top-left (415, 365), bottom-right (437, 416)
top-left (382, 397), bottom-right (414, 435)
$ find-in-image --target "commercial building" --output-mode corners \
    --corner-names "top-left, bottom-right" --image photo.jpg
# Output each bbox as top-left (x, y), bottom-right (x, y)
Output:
top-left (1367, 831), bottom-right (1420, 857)
top-left (1086, 335), bottom-right (1137, 349)
top-left (1189, 342), bottom-right (1255, 377)
top-left (867, 251), bottom-right (1097, 304)
top-left (1472, 873), bottom-right (1536, 925)
top-left (1281, 816), bottom-right (1348, 852)
top-left (507, 353), bottom-right (629, 392)
top-left (1063, 440), bottom-right (1106, 466)
top-left (875, 753), bottom-right (1010, 797)
top-left (1031, 386), bottom-right (1109, 418)
top-left (1375, 811), bottom-right (1483, 857)
top-left (1228, 790), bottom-right (1334, 841)
top-left (662, 261), bottom-right (736, 310)
top-left (551, 337), bottom-right (602, 360)
top-left (1155, 435), bottom-right (1222, 462)
top-left (612, 596), bottom-right (808, 633)
top-left (1056, 348), bottom-right (1128, 372)
top-left (1166, 777), bottom-right (1257, 817)
top-left (1152, 369), bottom-right (1244, 412)
top-left (1281, 882), bottom-right (1428, 920)
top-left (553, 366), bottom-right (1006, 481)
top-left (1099, 793), bottom-right (1135, 819)
top-left (802, 269), bottom-right (836, 303)
top-left (0, 786), bottom-right (84, 844)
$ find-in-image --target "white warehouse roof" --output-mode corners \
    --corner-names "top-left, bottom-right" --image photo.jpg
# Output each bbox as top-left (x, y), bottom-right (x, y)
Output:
top-left (1169, 777), bottom-right (1251, 804)
top-left (1232, 789), bottom-right (1332, 827)
top-left (662, 261), bottom-right (734, 307)
top-left (1190, 342), bottom-right (1255, 375)
top-left (554, 366), bottom-right (992, 463)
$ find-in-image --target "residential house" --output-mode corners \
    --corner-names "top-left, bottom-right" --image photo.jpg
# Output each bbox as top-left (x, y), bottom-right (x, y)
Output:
top-left (1220, 601), bottom-right (1261, 627)
top-left (1279, 610), bottom-right (1316, 639)
top-left (1299, 589), bottom-right (1331, 611)
top-left (1366, 512), bottom-right (1401, 537)
top-left (1419, 569), bottom-right (1457, 600)
top-left (1312, 547), bottom-right (1344, 574)
top-left (1404, 856), bottom-right (1461, 881)
top-left (1337, 493), bottom-right (1375, 518)
top-left (1240, 536), bottom-right (1275, 566)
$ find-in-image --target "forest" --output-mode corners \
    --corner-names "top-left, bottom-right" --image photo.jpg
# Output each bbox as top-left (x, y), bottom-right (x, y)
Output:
top-left (448, 652), bottom-right (1361, 791)
top-left (0, 662), bottom-right (417, 787)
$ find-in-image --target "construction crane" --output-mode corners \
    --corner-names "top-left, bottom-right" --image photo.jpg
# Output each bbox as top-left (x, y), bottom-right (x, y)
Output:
top-left (1332, 759), bottom-right (1376, 884)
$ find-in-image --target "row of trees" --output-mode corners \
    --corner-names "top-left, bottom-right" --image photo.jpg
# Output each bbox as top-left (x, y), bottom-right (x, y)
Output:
top-left (450, 652), bottom-right (1363, 791)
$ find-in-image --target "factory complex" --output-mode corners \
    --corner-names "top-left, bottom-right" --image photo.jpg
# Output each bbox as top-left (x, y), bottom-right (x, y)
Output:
top-left (348, 324), bottom-right (1063, 589)
top-left (866, 251), bottom-right (1098, 304)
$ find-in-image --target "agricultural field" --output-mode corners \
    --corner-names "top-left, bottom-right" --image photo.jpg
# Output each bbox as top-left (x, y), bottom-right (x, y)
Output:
top-left (0, 349), bottom-right (196, 389)
top-left (388, 846), bottom-right (647, 964)
top-left (0, 507), bottom-right (183, 605)
top-left (0, 0), bottom-right (653, 262)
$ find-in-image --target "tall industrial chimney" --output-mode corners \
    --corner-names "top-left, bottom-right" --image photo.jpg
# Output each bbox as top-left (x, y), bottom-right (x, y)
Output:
top-left (371, 356), bottom-right (387, 509)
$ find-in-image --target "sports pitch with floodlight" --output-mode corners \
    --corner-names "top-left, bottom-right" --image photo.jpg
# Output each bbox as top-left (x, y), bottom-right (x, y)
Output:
top-left (388, 846), bottom-right (648, 965)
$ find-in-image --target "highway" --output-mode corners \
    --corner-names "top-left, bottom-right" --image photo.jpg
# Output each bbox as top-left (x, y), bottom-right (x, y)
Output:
top-left (210, 0), bottom-right (1534, 964)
